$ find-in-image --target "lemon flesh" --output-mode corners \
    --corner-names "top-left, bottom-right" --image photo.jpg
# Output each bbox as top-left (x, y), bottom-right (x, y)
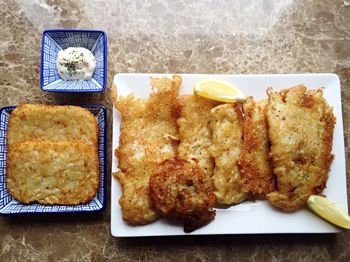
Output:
top-left (307, 195), bottom-right (350, 230)
top-left (194, 79), bottom-right (246, 103)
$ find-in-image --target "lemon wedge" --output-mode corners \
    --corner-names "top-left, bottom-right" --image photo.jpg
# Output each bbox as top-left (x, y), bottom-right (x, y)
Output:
top-left (194, 79), bottom-right (246, 103)
top-left (307, 195), bottom-right (350, 229)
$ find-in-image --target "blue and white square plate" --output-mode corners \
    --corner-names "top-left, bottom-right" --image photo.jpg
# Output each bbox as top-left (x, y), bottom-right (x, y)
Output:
top-left (0, 105), bottom-right (107, 215)
top-left (40, 29), bottom-right (107, 92)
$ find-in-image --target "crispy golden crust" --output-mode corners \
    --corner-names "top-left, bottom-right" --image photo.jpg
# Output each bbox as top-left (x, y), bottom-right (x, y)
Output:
top-left (115, 172), bottom-right (158, 224)
top-left (149, 158), bottom-right (216, 232)
top-left (266, 85), bottom-right (336, 211)
top-left (7, 141), bottom-right (99, 205)
top-left (238, 98), bottom-right (275, 195)
top-left (174, 95), bottom-right (215, 178)
top-left (113, 75), bottom-right (182, 224)
top-left (7, 104), bottom-right (98, 147)
top-left (209, 104), bottom-right (248, 204)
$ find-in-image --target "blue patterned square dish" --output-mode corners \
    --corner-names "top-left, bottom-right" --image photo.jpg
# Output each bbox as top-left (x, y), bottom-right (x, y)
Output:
top-left (40, 29), bottom-right (107, 92)
top-left (0, 105), bottom-right (107, 215)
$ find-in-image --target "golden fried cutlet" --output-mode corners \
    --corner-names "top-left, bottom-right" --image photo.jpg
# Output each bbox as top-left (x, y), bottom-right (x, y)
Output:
top-left (174, 95), bottom-right (215, 177)
top-left (266, 85), bottom-right (336, 211)
top-left (116, 172), bottom-right (157, 224)
top-left (112, 75), bottom-right (182, 224)
top-left (238, 98), bottom-right (275, 195)
top-left (149, 158), bottom-right (216, 232)
top-left (7, 104), bottom-right (98, 146)
top-left (7, 141), bottom-right (99, 205)
top-left (209, 104), bottom-right (248, 205)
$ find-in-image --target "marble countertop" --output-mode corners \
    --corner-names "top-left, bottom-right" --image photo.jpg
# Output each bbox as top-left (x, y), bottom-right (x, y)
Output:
top-left (0, 0), bottom-right (349, 261)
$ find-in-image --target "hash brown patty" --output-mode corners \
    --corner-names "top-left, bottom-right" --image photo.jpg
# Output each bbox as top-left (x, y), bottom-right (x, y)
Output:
top-left (7, 141), bottom-right (99, 205)
top-left (7, 104), bottom-right (98, 146)
top-left (149, 158), bottom-right (216, 232)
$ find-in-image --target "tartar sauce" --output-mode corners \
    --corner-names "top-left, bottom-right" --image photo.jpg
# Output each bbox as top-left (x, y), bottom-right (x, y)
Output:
top-left (57, 47), bottom-right (96, 80)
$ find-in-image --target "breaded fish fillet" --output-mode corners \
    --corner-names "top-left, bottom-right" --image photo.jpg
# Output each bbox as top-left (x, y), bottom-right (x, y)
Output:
top-left (266, 85), bottom-right (336, 211)
top-left (149, 158), bottom-right (216, 232)
top-left (7, 104), bottom-right (98, 146)
top-left (238, 98), bottom-right (275, 195)
top-left (6, 141), bottom-right (99, 205)
top-left (174, 95), bottom-right (215, 177)
top-left (209, 104), bottom-right (248, 204)
top-left (112, 75), bottom-right (182, 224)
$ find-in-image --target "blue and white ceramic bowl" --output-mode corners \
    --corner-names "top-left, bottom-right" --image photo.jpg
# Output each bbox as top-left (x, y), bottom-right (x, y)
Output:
top-left (0, 105), bottom-right (107, 215)
top-left (40, 29), bottom-right (107, 92)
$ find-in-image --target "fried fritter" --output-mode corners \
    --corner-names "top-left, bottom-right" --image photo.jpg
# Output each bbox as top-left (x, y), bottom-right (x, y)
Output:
top-left (238, 98), bottom-right (275, 195)
top-left (7, 141), bottom-right (99, 205)
top-left (266, 85), bottom-right (336, 211)
top-left (174, 95), bottom-right (215, 177)
top-left (209, 104), bottom-right (248, 205)
top-left (7, 104), bottom-right (98, 146)
top-left (149, 158), bottom-right (216, 232)
top-left (113, 75), bottom-right (182, 224)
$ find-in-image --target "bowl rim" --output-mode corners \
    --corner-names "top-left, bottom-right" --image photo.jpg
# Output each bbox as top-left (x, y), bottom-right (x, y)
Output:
top-left (40, 29), bottom-right (108, 93)
top-left (0, 104), bottom-right (107, 215)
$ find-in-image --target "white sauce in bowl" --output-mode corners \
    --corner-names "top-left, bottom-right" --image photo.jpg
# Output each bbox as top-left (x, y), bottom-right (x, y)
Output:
top-left (57, 47), bottom-right (96, 80)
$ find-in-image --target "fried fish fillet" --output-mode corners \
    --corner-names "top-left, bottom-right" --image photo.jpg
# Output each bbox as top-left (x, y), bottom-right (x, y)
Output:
top-left (112, 75), bottom-right (182, 224)
top-left (266, 85), bottom-right (336, 211)
top-left (149, 158), bottom-right (216, 232)
top-left (174, 95), bottom-right (215, 177)
top-left (7, 104), bottom-right (98, 146)
top-left (6, 141), bottom-right (99, 205)
top-left (209, 104), bottom-right (248, 204)
top-left (238, 98), bottom-right (275, 195)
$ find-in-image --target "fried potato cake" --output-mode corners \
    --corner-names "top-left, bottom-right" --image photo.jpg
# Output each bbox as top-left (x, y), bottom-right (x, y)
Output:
top-left (112, 75), bottom-right (182, 224)
top-left (7, 104), bottom-right (98, 146)
top-left (266, 85), bottom-right (336, 211)
top-left (149, 158), bottom-right (216, 232)
top-left (238, 98), bottom-right (275, 195)
top-left (6, 141), bottom-right (99, 205)
top-left (209, 104), bottom-right (248, 205)
top-left (174, 95), bottom-right (215, 178)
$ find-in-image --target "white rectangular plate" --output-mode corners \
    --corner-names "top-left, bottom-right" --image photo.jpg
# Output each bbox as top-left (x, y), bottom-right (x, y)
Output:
top-left (111, 73), bottom-right (347, 237)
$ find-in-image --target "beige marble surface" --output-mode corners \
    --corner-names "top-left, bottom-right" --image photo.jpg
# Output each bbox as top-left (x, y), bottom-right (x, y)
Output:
top-left (0, 0), bottom-right (350, 261)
